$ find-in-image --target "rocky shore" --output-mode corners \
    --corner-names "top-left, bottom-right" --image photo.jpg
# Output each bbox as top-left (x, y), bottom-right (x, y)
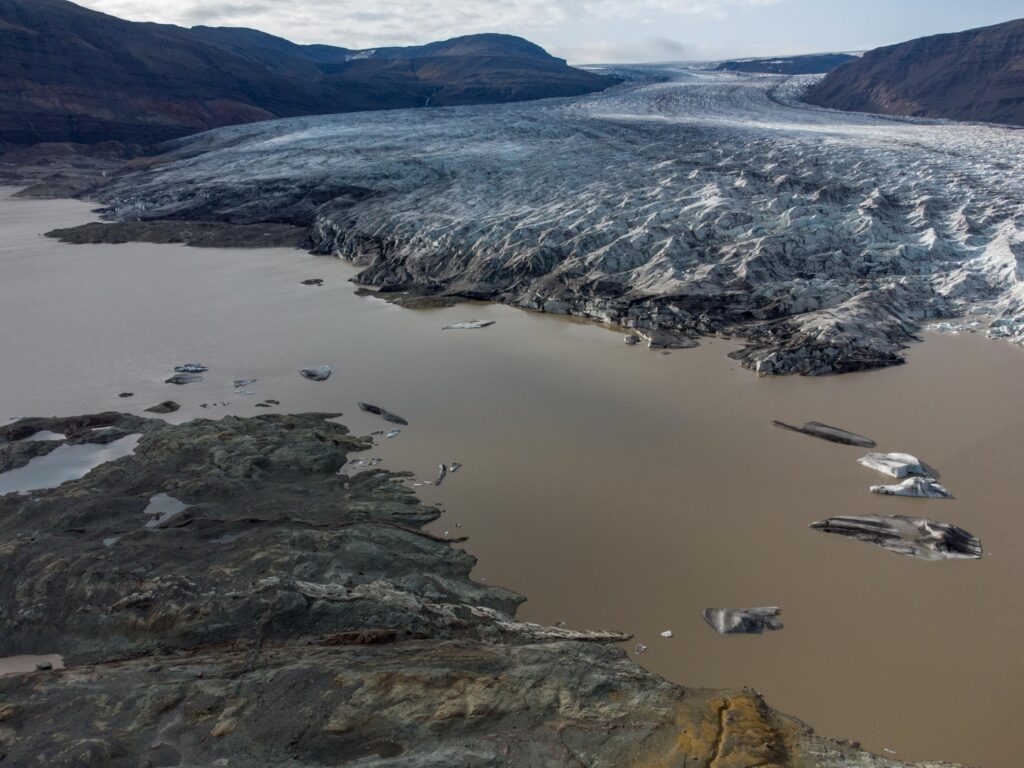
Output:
top-left (0, 412), bottom-right (964, 766)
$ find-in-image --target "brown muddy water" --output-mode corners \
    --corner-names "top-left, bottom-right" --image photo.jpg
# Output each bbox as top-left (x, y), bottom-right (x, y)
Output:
top-left (1, 189), bottom-right (1022, 767)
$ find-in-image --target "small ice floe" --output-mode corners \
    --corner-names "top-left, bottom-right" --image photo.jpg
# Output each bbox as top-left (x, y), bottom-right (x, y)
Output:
top-left (348, 457), bottom-right (383, 470)
top-left (19, 430), bottom-right (66, 442)
top-left (299, 366), bottom-right (332, 381)
top-left (385, 429), bottom-right (401, 439)
top-left (930, 321), bottom-right (981, 335)
top-left (358, 402), bottom-right (408, 425)
top-left (174, 363), bottom-right (208, 373)
top-left (434, 463), bottom-right (448, 487)
top-left (442, 320), bottom-right (495, 330)
top-left (165, 374), bottom-right (203, 385)
top-left (703, 607), bottom-right (783, 636)
top-left (634, 643), bottom-right (648, 655)
top-left (857, 452), bottom-right (927, 478)
top-left (233, 378), bottom-right (257, 388)
top-left (143, 493), bottom-right (190, 528)
top-left (772, 420), bottom-right (876, 448)
top-left (660, 630), bottom-right (674, 638)
top-left (0, 434), bottom-right (141, 495)
top-left (235, 390), bottom-right (255, 396)
top-left (810, 515), bottom-right (981, 560)
top-left (871, 477), bottom-right (952, 499)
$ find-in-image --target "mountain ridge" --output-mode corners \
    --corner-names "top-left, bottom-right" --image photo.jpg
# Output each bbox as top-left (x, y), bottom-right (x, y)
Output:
top-left (0, 0), bottom-right (616, 145)
top-left (806, 18), bottom-right (1024, 126)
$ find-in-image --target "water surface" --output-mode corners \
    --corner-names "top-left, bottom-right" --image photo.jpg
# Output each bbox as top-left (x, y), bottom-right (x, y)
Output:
top-left (1, 190), bottom-right (1021, 766)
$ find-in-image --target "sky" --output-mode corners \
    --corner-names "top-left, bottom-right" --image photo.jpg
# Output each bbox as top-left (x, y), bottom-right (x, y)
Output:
top-left (75, 0), bottom-right (1023, 63)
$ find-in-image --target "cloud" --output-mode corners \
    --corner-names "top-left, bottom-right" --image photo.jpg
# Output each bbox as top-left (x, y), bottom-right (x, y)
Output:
top-left (77, 0), bottom-right (789, 53)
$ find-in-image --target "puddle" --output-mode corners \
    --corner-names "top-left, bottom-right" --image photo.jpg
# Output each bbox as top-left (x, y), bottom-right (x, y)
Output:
top-left (143, 492), bottom-right (190, 528)
top-left (0, 654), bottom-right (64, 676)
top-left (0, 434), bottom-right (141, 495)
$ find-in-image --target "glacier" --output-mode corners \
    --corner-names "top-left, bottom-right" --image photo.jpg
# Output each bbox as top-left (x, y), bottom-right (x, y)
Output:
top-left (96, 67), bottom-right (1024, 375)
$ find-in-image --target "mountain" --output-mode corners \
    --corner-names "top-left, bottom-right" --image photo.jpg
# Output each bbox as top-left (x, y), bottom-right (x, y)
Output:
top-left (715, 53), bottom-right (858, 75)
top-left (806, 18), bottom-right (1024, 126)
top-left (0, 0), bottom-right (616, 146)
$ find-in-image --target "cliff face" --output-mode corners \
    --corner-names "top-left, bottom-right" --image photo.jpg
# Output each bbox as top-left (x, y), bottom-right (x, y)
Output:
top-left (0, 412), bottom-right (963, 767)
top-left (0, 0), bottom-right (616, 145)
top-left (806, 18), bottom-right (1024, 126)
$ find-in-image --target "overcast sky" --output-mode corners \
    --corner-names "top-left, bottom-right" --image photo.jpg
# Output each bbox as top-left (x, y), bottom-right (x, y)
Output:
top-left (75, 0), bottom-right (1023, 63)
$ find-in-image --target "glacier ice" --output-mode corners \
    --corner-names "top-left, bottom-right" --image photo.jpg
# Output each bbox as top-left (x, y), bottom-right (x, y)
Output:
top-left (870, 476), bottom-right (953, 499)
top-left (95, 67), bottom-right (1024, 375)
top-left (810, 515), bottom-right (980, 560)
top-left (857, 452), bottom-right (926, 478)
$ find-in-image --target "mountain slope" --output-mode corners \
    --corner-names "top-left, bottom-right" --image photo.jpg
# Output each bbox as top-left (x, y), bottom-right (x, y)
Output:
top-left (716, 53), bottom-right (858, 75)
top-left (806, 18), bottom-right (1024, 125)
top-left (0, 0), bottom-right (616, 145)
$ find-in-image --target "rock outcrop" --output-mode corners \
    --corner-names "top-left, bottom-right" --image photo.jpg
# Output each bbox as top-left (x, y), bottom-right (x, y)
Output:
top-left (0, 412), bottom-right (964, 766)
top-left (716, 53), bottom-right (859, 75)
top-left (806, 18), bottom-right (1024, 126)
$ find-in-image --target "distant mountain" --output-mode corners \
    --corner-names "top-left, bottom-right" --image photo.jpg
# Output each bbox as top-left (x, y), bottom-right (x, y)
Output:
top-left (806, 18), bottom-right (1024, 126)
top-left (0, 0), bottom-right (616, 146)
top-left (715, 53), bottom-right (858, 75)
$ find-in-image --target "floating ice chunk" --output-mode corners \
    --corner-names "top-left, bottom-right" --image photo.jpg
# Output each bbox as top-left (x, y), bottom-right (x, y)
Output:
top-left (448, 462), bottom-right (462, 473)
top-left (660, 630), bottom-right (674, 638)
top-left (235, 390), bottom-right (255, 396)
top-left (772, 420), bottom-right (876, 448)
top-left (703, 607), bottom-right (783, 635)
top-left (871, 476), bottom-right (952, 499)
top-left (810, 515), bottom-right (981, 560)
top-left (165, 374), bottom-right (203, 385)
top-left (385, 429), bottom-right (401, 438)
top-left (174, 363), bottom-right (208, 373)
top-left (233, 378), bottom-right (257, 388)
top-left (634, 643), bottom-right (648, 655)
top-left (358, 402), bottom-right (408, 425)
top-left (299, 366), bottom-right (332, 381)
top-left (857, 452), bottom-right (927, 478)
top-left (442, 320), bottom-right (495, 330)
top-left (434, 463), bottom-right (448, 487)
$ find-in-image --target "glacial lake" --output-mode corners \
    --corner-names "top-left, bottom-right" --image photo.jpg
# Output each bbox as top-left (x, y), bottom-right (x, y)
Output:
top-left (1, 189), bottom-right (1022, 767)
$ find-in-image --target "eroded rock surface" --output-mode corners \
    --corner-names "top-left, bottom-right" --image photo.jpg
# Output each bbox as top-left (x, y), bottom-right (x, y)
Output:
top-left (0, 412), bottom-right (962, 766)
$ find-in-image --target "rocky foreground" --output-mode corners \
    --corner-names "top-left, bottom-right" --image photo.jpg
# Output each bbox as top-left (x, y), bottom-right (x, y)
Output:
top-left (0, 412), bottom-right (962, 767)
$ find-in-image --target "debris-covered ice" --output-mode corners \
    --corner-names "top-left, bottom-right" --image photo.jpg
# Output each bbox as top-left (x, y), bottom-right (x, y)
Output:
top-left (299, 366), bottom-right (332, 381)
top-left (358, 402), bottom-right (408, 425)
top-left (442, 320), bottom-right (495, 330)
top-left (871, 477), bottom-right (953, 499)
top-left (857, 452), bottom-right (927, 478)
top-left (772, 420), bottom-right (876, 448)
top-left (165, 374), bottom-right (203, 385)
top-left (810, 515), bottom-right (981, 560)
top-left (703, 607), bottom-right (783, 635)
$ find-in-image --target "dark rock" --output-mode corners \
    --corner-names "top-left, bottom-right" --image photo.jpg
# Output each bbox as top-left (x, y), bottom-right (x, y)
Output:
top-left (46, 220), bottom-right (307, 248)
top-left (772, 420), bottom-right (876, 448)
top-left (144, 401), bottom-right (180, 414)
top-left (811, 515), bottom-right (983, 560)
